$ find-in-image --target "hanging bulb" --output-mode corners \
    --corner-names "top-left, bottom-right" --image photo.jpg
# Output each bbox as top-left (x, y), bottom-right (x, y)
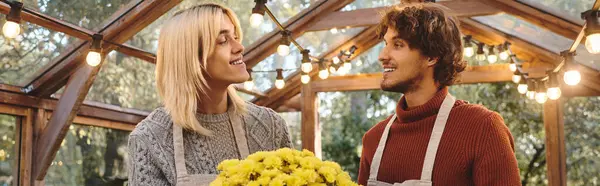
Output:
top-left (475, 43), bottom-right (486, 61)
top-left (509, 57), bottom-right (518, 72)
top-left (526, 80), bottom-right (537, 100)
top-left (275, 69), bottom-right (285, 89)
top-left (301, 49), bottom-right (312, 73)
top-left (277, 31), bottom-right (291, 56)
top-left (319, 69), bottom-right (329, 79)
top-left (499, 43), bottom-right (510, 60)
top-left (463, 35), bottom-right (474, 57)
top-left (546, 72), bottom-right (561, 100)
top-left (535, 92), bottom-right (548, 103)
top-left (301, 74), bottom-right (310, 84)
top-left (527, 91), bottom-right (536, 100)
top-left (512, 69), bottom-right (522, 84)
top-left (547, 87), bottom-right (561, 100)
top-left (250, 0), bottom-right (267, 28)
top-left (582, 10), bottom-right (600, 54)
top-left (329, 66), bottom-right (337, 73)
top-left (86, 34), bottom-right (103, 67)
top-left (563, 70), bottom-right (581, 85)
top-left (487, 45), bottom-right (497, 63)
top-left (518, 84), bottom-right (528, 94)
top-left (499, 51), bottom-right (509, 60)
top-left (2, 2), bottom-right (23, 39)
top-left (343, 61), bottom-right (352, 71)
top-left (330, 28), bottom-right (338, 34)
top-left (332, 56), bottom-right (341, 64)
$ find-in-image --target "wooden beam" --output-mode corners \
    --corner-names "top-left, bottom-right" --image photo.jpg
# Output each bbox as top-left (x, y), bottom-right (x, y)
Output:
top-left (485, 0), bottom-right (580, 40)
top-left (301, 83), bottom-right (321, 158)
top-left (543, 99), bottom-right (567, 186)
top-left (26, 0), bottom-right (182, 97)
top-left (115, 43), bottom-right (156, 64)
top-left (254, 26), bottom-right (381, 109)
top-left (243, 0), bottom-right (355, 68)
top-left (0, 103), bottom-right (28, 116)
top-left (18, 108), bottom-right (34, 186)
top-left (0, 83), bottom-right (23, 93)
top-left (33, 60), bottom-right (107, 180)
top-left (307, 0), bottom-right (502, 31)
top-left (0, 90), bottom-right (147, 124)
top-left (43, 112), bottom-right (136, 132)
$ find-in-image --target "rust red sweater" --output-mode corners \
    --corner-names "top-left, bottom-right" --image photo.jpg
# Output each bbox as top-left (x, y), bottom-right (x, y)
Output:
top-left (357, 87), bottom-right (521, 186)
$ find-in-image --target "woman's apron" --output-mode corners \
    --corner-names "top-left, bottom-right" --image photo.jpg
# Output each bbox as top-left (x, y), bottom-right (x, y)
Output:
top-left (367, 94), bottom-right (456, 186)
top-left (172, 112), bottom-right (248, 186)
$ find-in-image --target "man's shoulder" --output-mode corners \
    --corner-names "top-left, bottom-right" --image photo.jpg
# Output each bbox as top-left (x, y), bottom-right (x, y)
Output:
top-left (363, 115), bottom-right (394, 144)
top-left (453, 100), bottom-right (499, 118)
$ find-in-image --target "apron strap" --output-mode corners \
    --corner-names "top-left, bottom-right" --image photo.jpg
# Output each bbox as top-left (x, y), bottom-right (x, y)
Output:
top-left (229, 112), bottom-right (250, 159)
top-left (173, 124), bottom-right (189, 178)
top-left (368, 114), bottom-right (397, 182)
top-left (420, 94), bottom-right (456, 181)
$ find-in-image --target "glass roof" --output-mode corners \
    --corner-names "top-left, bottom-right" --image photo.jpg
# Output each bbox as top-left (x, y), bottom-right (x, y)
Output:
top-left (85, 51), bottom-right (160, 112)
top-left (23, 0), bottom-right (139, 30)
top-left (250, 27), bottom-right (366, 92)
top-left (341, 0), bottom-right (398, 11)
top-left (472, 13), bottom-right (600, 71)
top-left (517, 0), bottom-right (594, 25)
top-left (348, 42), bottom-right (384, 75)
top-left (0, 21), bottom-right (81, 86)
top-left (126, 0), bottom-right (311, 53)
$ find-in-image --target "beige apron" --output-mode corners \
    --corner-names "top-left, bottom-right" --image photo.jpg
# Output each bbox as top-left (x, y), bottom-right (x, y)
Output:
top-left (172, 112), bottom-right (249, 186)
top-left (367, 94), bottom-right (456, 186)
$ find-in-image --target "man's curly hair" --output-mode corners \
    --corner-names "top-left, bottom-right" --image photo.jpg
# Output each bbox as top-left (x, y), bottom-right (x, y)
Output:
top-left (378, 2), bottom-right (466, 87)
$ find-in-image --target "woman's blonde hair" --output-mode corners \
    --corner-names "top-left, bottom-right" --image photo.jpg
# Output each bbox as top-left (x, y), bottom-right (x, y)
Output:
top-left (156, 3), bottom-right (247, 136)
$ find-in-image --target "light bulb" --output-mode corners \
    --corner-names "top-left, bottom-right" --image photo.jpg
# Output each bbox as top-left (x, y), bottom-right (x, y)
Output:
top-left (343, 62), bottom-right (352, 71)
top-left (499, 51), bottom-right (509, 60)
top-left (2, 21), bottom-right (20, 38)
top-left (464, 47), bottom-right (474, 57)
top-left (301, 63), bottom-right (313, 73)
top-left (512, 75), bottom-right (521, 84)
top-left (244, 81), bottom-right (254, 90)
top-left (563, 70), bottom-right (581, 85)
top-left (338, 66), bottom-right (348, 75)
top-left (332, 56), bottom-right (340, 64)
top-left (301, 74), bottom-right (310, 84)
top-left (527, 91), bottom-right (535, 100)
top-left (319, 69), bottom-right (329, 79)
top-left (535, 92), bottom-right (548, 103)
top-left (275, 79), bottom-right (285, 89)
top-left (250, 13), bottom-right (263, 28)
top-left (86, 51), bottom-right (102, 66)
top-left (547, 87), bottom-right (561, 100)
top-left (509, 63), bottom-right (517, 72)
top-left (517, 84), bottom-right (528, 94)
top-left (487, 55), bottom-right (498, 63)
top-left (277, 45), bottom-right (290, 56)
top-left (329, 66), bottom-right (337, 73)
top-left (584, 33), bottom-right (600, 54)
top-left (475, 54), bottom-right (486, 61)
top-left (330, 28), bottom-right (338, 34)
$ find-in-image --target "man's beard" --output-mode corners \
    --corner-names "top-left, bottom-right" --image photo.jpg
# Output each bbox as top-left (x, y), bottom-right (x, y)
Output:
top-left (380, 72), bottom-right (423, 94)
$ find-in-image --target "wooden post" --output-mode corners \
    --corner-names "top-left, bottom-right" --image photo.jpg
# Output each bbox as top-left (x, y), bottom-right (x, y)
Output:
top-left (301, 83), bottom-right (321, 158)
top-left (18, 109), bottom-right (34, 186)
top-left (543, 99), bottom-right (567, 186)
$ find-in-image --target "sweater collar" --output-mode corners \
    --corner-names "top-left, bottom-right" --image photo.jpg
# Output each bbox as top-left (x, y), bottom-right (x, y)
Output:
top-left (395, 87), bottom-right (449, 123)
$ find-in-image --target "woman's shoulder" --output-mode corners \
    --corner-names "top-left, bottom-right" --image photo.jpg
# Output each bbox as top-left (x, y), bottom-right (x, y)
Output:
top-left (244, 102), bottom-right (281, 120)
top-left (130, 107), bottom-right (173, 139)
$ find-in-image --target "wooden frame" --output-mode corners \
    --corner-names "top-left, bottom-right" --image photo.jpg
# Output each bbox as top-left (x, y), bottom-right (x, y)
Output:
top-left (543, 100), bottom-right (566, 186)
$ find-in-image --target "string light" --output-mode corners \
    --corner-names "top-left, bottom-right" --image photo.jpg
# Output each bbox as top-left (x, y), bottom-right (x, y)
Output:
top-left (277, 30), bottom-right (291, 56)
top-left (301, 49), bottom-right (312, 73)
top-left (547, 72), bottom-right (561, 100)
top-left (582, 10), bottom-right (600, 54)
top-left (526, 80), bottom-right (536, 100)
top-left (475, 43), bottom-right (486, 61)
top-left (487, 45), bottom-right (498, 63)
top-left (332, 55), bottom-right (341, 64)
top-left (2, 1), bottom-right (23, 39)
top-left (562, 52), bottom-right (581, 86)
top-left (463, 35), bottom-right (474, 57)
top-left (244, 69), bottom-right (254, 90)
top-left (274, 69), bottom-right (285, 89)
top-left (535, 81), bottom-right (548, 104)
top-left (330, 27), bottom-right (338, 34)
top-left (86, 34), bottom-right (103, 67)
top-left (509, 54), bottom-right (518, 72)
top-left (517, 74), bottom-right (528, 94)
top-left (343, 59), bottom-right (352, 71)
top-left (318, 60), bottom-right (329, 79)
top-left (250, 0), bottom-right (267, 28)
top-left (301, 71), bottom-right (310, 84)
top-left (499, 42), bottom-right (510, 60)
top-left (512, 69), bottom-right (522, 84)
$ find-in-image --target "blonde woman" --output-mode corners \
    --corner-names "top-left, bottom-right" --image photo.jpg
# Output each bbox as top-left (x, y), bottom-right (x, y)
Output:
top-left (127, 3), bottom-right (292, 185)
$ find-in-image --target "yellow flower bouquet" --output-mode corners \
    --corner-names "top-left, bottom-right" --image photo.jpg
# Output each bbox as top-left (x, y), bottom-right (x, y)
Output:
top-left (210, 148), bottom-right (360, 186)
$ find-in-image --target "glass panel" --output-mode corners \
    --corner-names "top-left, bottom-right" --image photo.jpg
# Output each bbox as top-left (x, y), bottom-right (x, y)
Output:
top-left (0, 114), bottom-right (17, 185)
top-left (250, 27), bottom-right (366, 92)
top-left (564, 97), bottom-right (600, 185)
top-left (341, 0), bottom-right (398, 11)
top-left (517, 0), bottom-right (594, 25)
top-left (23, 0), bottom-right (138, 30)
top-left (319, 90), bottom-right (402, 180)
top-left (86, 52), bottom-right (160, 112)
top-left (348, 42), bottom-right (383, 74)
top-left (279, 112), bottom-right (302, 151)
top-left (449, 83), bottom-right (547, 185)
top-left (127, 0), bottom-right (311, 53)
top-left (472, 13), bottom-right (600, 71)
top-left (0, 21), bottom-right (82, 86)
top-left (45, 124), bottom-right (130, 186)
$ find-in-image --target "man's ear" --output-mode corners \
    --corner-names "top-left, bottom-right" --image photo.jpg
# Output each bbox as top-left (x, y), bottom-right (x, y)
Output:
top-left (427, 57), bottom-right (439, 67)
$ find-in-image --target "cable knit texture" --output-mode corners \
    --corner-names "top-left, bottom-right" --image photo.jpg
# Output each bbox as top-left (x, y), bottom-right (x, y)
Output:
top-left (127, 103), bottom-right (292, 186)
top-left (357, 87), bottom-right (521, 186)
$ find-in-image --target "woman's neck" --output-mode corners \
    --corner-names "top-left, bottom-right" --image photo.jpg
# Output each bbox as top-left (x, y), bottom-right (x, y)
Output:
top-left (197, 87), bottom-right (229, 114)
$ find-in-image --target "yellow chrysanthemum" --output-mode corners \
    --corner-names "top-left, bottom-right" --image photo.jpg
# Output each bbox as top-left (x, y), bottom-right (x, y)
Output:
top-left (217, 159), bottom-right (240, 171)
top-left (318, 166), bottom-right (337, 183)
top-left (263, 155), bottom-right (283, 168)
